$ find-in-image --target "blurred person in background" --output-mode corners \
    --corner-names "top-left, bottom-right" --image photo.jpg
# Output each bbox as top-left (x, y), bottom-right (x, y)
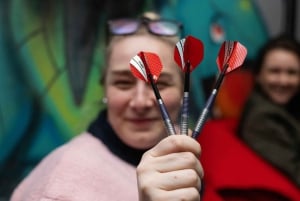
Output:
top-left (238, 35), bottom-right (300, 187)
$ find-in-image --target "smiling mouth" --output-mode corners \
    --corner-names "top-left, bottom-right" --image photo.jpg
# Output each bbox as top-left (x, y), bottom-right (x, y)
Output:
top-left (127, 116), bottom-right (163, 126)
top-left (128, 118), bottom-right (157, 123)
top-left (273, 88), bottom-right (296, 97)
top-left (269, 90), bottom-right (293, 103)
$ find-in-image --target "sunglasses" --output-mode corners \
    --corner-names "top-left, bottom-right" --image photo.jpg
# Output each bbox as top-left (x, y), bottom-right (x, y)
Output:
top-left (107, 16), bottom-right (183, 37)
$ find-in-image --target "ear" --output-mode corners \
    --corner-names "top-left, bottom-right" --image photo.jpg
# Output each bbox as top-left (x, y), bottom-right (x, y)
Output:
top-left (101, 83), bottom-right (107, 104)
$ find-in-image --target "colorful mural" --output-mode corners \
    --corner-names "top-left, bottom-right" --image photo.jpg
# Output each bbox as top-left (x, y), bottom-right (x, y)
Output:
top-left (0, 0), bottom-right (268, 198)
top-left (159, 0), bottom-right (268, 117)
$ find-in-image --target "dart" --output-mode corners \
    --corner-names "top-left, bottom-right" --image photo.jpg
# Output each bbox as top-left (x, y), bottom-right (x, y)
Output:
top-left (192, 41), bottom-right (247, 139)
top-left (130, 51), bottom-right (176, 135)
top-left (174, 35), bottom-right (204, 135)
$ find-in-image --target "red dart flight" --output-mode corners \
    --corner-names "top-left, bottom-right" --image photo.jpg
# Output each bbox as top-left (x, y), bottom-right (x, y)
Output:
top-left (130, 52), bottom-right (162, 83)
top-left (174, 35), bottom-right (204, 72)
top-left (216, 41), bottom-right (247, 73)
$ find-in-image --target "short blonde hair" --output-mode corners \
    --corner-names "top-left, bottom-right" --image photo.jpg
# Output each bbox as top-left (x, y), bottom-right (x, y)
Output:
top-left (100, 12), bottom-right (181, 84)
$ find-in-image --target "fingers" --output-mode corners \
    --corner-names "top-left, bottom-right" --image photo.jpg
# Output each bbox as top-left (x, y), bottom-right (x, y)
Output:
top-left (137, 134), bottom-right (203, 201)
top-left (141, 151), bottom-right (203, 178)
top-left (163, 188), bottom-right (201, 201)
top-left (146, 134), bottom-right (201, 158)
top-left (137, 168), bottom-right (201, 191)
top-left (152, 169), bottom-right (202, 190)
top-left (140, 135), bottom-right (203, 178)
top-left (187, 128), bottom-right (193, 137)
top-left (140, 188), bottom-right (200, 201)
top-left (138, 169), bottom-right (201, 201)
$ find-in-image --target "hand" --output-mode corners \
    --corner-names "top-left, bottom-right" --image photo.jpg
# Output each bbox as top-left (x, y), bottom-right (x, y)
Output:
top-left (137, 134), bottom-right (203, 201)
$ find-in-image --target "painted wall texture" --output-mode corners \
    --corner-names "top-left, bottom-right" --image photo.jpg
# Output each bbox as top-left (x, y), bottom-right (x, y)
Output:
top-left (0, 0), bottom-right (268, 199)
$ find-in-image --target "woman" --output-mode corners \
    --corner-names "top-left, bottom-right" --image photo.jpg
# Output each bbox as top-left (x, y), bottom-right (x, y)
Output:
top-left (11, 12), bottom-right (203, 201)
top-left (238, 35), bottom-right (300, 188)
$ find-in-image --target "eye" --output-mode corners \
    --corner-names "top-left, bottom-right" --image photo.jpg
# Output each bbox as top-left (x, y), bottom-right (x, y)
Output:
top-left (156, 81), bottom-right (171, 90)
top-left (287, 68), bottom-right (300, 76)
top-left (268, 67), bottom-right (280, 74)
top-left (113, 79), bottom-right (135, 90)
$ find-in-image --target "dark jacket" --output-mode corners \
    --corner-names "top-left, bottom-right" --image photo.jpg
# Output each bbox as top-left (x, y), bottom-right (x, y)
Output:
top-left (238, 86), bottom-right (300, 188)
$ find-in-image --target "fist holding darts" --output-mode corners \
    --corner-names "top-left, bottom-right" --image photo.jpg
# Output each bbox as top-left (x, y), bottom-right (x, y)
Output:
top-left (137, 134), bottom-right (203, 201)
top-left (129, 35), bottom-right (206, 200)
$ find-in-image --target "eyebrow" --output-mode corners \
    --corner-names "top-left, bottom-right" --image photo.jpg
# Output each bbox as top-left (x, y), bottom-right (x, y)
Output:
top-left (159, 73), bottom-right (174, 80)
top-left (110, 70), bottom-right (133, 77)
top-left (110, 69), bottom-right (175, 81)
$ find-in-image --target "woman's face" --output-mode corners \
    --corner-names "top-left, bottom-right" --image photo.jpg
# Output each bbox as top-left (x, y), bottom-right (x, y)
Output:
top-left (257, 48), bottom-right (300, 105)
top-left (104, 35), bottom-right (182, 149)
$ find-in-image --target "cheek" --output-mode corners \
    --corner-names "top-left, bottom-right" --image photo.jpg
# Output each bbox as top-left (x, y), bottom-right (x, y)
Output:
top-left (290, 76), bottom-right (300, 87)
top-left (106, 89), bottom-right (130, 130)
top-left (106, 89), bottom-right (129, 113)
top-left (257, 73), bottom-right (274, 87)
top-left (161, 89), bottom-right (182, 113)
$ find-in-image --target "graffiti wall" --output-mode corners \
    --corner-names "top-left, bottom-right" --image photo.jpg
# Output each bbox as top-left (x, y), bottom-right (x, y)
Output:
top-left (0, 0), bottom-right (268, 198)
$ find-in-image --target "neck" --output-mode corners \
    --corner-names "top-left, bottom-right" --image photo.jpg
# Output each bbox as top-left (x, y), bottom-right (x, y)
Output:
top-left (88, 109), bottom-right (147, 166)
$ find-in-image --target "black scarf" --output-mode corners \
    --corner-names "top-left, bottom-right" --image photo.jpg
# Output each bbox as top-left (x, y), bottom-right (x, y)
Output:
top-left (88, 109), bottom-right (147, 166)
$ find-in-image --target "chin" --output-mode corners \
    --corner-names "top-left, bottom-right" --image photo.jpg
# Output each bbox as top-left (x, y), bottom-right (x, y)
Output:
top-left (128, 139), bottom-right (156, 149)
top-left (273, 98), bottom-right (290, 105)
top-left (129, 132), bottom-right (164, 149)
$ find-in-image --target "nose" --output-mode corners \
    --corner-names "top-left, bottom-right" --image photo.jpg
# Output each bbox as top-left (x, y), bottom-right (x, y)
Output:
top-left (129, 81), bottom-right (155, 110)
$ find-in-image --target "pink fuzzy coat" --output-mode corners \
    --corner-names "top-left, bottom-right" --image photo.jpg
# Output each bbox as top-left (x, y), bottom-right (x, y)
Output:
top-left (10, 133), bottom-right (138, 201)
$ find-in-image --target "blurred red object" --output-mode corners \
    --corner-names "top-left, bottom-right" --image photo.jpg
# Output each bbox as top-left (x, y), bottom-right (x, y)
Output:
top-left (198, 119), bottom-right (300, 201)
top-left (213, 68), bottom-right (254, 119)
